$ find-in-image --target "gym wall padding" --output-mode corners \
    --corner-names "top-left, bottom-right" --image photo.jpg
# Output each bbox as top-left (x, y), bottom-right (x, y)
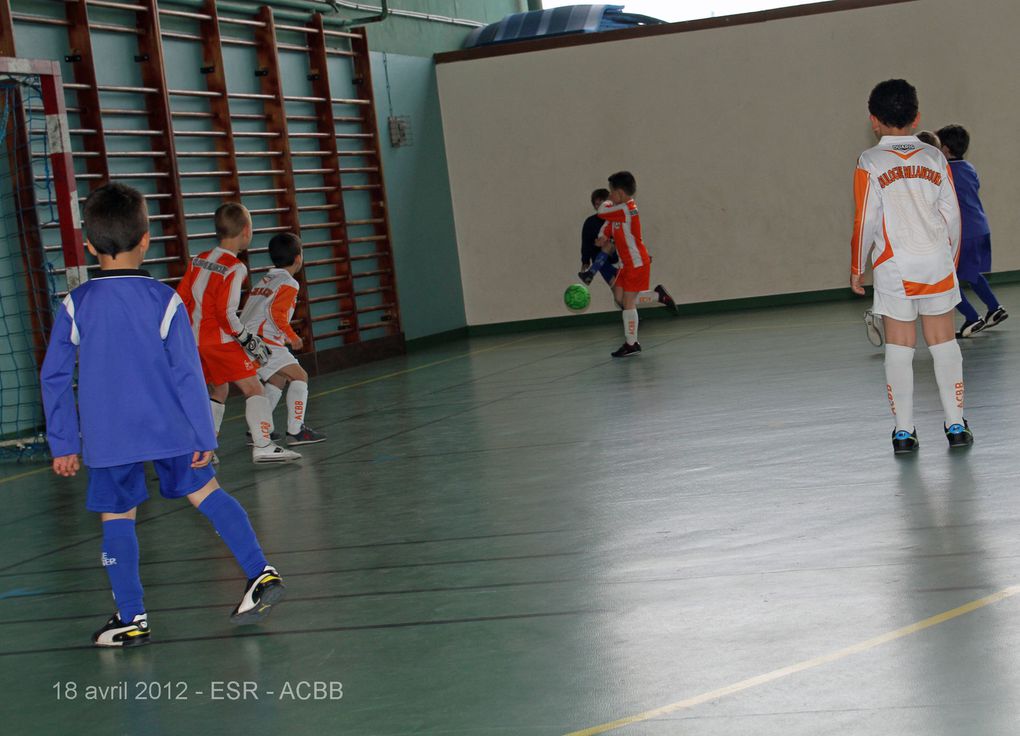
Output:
top-left (436, 0), bottom-right (1020, 326)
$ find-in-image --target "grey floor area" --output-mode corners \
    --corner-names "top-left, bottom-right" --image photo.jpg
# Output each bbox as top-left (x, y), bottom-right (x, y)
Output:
top-left (2, 287), bottom-right (1020, 735)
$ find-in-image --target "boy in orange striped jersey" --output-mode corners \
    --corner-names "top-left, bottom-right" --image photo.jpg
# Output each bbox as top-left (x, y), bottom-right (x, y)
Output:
top-left (596, 171), bottom-right (677, 357)
top-left (176, 203), bottom-right (301, 464)
top-left (240, 233), bottom-right (325, 446)
top-left (850, 79), bottom-right (971, 454)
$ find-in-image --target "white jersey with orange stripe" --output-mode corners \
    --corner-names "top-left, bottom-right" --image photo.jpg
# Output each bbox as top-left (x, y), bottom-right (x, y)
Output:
top-left (851, 136), bottom-right (961, 299)
top-left (240, 268), bottom-right (300, 348)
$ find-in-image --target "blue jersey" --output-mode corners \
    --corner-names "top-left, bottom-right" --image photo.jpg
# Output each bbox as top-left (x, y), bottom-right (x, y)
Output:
top-left (948, 159), bottom-right (990, 239)
top-left (41, 269), bottom-right (218, 468)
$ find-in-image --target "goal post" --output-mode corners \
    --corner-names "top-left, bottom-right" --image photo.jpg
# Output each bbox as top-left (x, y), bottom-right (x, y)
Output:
top-left (0, 56), bottom-right (83, 458)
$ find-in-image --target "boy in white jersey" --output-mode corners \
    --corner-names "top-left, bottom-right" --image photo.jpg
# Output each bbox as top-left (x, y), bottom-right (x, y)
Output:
top-left (850, 79), bottom-right (972, 453)
top-left (240, 233), bottom-right (325, 446)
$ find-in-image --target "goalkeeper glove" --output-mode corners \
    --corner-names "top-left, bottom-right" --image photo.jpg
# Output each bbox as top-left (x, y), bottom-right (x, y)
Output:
top-left (234, 328), bottom-right (270, 366)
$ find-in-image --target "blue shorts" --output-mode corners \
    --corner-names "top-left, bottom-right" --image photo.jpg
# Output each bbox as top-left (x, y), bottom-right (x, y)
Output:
top-left (598, 259), bottom-right (619, 285)
top-left (86, 454), bottom-right (216, 513)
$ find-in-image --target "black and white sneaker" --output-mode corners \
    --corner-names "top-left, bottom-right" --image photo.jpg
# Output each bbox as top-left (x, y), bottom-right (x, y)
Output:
top-left (945, 420), bottom-right (974, 449)
top-left (246, 430), bottom-right (282, 447)
top-left (92, 612), bottom-right (150, 648)
top-left (983, 306), bottom-right (1008, 329)
top-left (252, 442), bottom-right (301, 464)
top-left (611, 342), bottom-right (641, 358)
top-left (957, 318), bottom-right (985, 338)
top-left (286, 425), bottom-right (326, 446)
top-left (577, 270), bottom-right (594, 286)
top-left (864, 309), bottom-right (884, 347)
top-left (230, 566), bottom-right (287, 625)
top-left (891, 428), bottom-right (919, 455)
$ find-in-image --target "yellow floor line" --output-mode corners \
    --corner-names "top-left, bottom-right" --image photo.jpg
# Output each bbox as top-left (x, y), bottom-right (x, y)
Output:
top-left (0, 466), bottom-right (49, 487)
top-left (564, 584), bottom-right (1020, 735)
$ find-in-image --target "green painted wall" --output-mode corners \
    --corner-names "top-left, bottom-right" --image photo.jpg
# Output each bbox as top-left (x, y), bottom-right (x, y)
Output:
top-left (370, 51), bottom-right (465, 339)
top-left (5, 0), bottom-right (515, 347)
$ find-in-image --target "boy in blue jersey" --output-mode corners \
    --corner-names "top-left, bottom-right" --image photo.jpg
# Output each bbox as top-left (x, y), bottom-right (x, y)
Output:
top-left (578, 188), bottom-right (619, 285)
top-left (41, 184), bottom-right (286, 647)
top-left (935, 124), bottom-right (1009, 337)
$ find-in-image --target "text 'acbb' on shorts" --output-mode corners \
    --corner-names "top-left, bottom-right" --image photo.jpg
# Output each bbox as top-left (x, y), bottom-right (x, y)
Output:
top-left (199, 341), bottom-right (258, 386)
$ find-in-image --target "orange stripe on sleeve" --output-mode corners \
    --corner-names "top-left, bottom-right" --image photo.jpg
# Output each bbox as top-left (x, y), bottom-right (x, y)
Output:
top-left (270, 284), bottom-right (299, 344)
top-left (850, 168), bottom-right (871, 276)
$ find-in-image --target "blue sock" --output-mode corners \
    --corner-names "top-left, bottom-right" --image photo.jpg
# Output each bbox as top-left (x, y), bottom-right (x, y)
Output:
top-left (956, 287), bottom-right (980, 323)
top-left (101, 519), bottom-right (145, 621)
top-left (587, 251), bottom-right (608, 274)
top-left (968, 274), bottom-right (1000, 312)
top-left (198, 489), bottom-right (269, 579)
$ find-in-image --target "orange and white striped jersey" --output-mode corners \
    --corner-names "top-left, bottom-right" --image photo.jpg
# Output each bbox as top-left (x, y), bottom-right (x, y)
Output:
top-left (240, 268), bottom-right (300, 347)
top-left (175, 246), bottom-right (247, 347)
top-left (851, 136), bottom-right (961, 299)
top-left (597, 198), bottom-right (649, 269)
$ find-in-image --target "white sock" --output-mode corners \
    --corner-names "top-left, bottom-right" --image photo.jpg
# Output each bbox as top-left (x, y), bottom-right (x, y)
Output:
top-left (264, 383), bottom-right (283, 412)
top-left (210, 400), bottom-right (225, 435)
top-left (622, 309), bottom-right (638, 345)
top-left (263, 383), bottom-right (283, 432)
top-left (245, 395), bottom-right (273, 448)
top-left (884, 344), bottom-right (915, 431)
top-left (636, 290), bottom-right (658, 307)
top-left (930, 340), bottom-right (964, 426)
top-left (287, 380), bottom-right (308, 436)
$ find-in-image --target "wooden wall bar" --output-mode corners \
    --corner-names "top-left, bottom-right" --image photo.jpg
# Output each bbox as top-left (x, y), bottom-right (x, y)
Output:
top-left (2, 0), bottom-right (402, 357)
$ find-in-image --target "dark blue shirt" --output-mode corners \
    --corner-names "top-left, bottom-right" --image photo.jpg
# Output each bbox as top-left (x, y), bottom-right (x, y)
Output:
top-left (948, 159), bottom-right (990, 239)
top-left (41, 270), bottom-right (218, 467)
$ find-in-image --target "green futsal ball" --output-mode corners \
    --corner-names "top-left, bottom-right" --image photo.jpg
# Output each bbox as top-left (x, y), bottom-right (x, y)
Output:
top-left (564, 283), bottom-right (591, 312)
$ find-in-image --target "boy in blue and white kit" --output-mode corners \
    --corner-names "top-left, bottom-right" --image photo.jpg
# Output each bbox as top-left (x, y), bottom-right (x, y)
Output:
top-left (41, 183), bottom-right (286, 647)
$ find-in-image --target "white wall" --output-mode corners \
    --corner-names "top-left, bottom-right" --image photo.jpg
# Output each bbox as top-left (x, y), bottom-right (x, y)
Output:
top-left (436, 0), bottom-right (1020, 325)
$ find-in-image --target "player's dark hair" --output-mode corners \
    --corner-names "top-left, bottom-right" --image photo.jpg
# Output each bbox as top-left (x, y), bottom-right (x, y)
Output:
top-left (214, 202), bottom-right (251, 239)
top-left (82, 183), bottom-right (148, 256)
top-left (608, 171), bottom-right (636, 197)
top-left (936, 124), bottom-right (969, 159)
top-left (268, 232), bottom-right (302, 268)
top-left (590, 188), bottom-right (610, 208)
top-left (916, 130), bottom-right (940, 148)
top-left (867, 79), bottom-right (918, 129)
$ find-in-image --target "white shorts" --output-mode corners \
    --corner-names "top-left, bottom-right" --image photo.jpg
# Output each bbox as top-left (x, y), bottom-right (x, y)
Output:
top-left (257, 344), bottom-right (300, 382)
top-left (872, 288), bottom-right (960, 322)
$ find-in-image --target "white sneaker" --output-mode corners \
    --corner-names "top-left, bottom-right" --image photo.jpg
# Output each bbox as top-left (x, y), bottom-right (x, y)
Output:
top-left (864, 309), bottom-right (884, 347)
top-left (252, 442), bottom-right (301, 464)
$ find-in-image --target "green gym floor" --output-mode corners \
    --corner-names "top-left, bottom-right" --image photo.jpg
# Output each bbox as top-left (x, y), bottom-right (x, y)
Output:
top-left (3, 288), bottom-right (1020, 735)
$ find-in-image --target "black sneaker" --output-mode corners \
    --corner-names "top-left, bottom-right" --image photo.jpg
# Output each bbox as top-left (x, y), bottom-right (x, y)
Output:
top-left (611, 342), bottom-right (641, 358)
top-left (891, 428), bottom-right (919, 455)
top-left (957, 318), bottom-right (985, 338)
top-left (945, 420), bottom-right (974, 449)
top-left (577, 270), bottom-right (594, 286)
top-left (286, 425), bottom-right (326, 446)
top-left (92, 612), bottom-right (150, 648)
top-left (230, 566), bottom-right (286, 625)
top-left (246, 430), bottom-right (282, 447)
top-left (983, 306), bottom-right (1008, 329)
top-left (655, 285), bottom-right (680, 315)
